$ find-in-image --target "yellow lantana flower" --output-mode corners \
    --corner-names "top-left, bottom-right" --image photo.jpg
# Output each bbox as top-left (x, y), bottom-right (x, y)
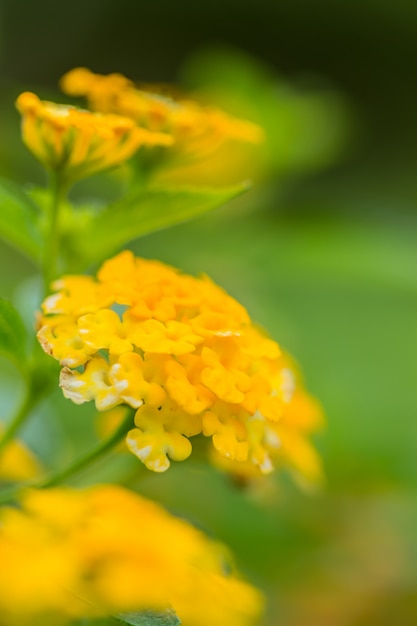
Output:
top-left (37, 250), bottom-right (323, 478)
top-left (0, 485), bottom-right (263, 625)
top-left (16, 91), bottom-right (173, 182)
top-left (61, 67), bottom-right (263, 162)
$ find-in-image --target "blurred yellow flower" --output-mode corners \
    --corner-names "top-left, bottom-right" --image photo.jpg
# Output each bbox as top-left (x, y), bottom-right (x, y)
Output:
top-left (61, 67), bottom-right (263, 163)
top-left (37, 251), bottom-right (322, 479)
top-left (15, 91), bottom-right (173, 182)
top-left (0, 426), bottom-right (41, 481)
top-left (0, 485), bottom-right (263, 625)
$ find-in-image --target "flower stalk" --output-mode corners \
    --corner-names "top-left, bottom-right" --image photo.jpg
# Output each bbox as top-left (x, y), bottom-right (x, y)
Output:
top-left (0, 408), bottom-right (135, 506)
top-left (0, 390), bottom-right (34, 457)
top-left (38, 407), bottom-right (135, 488)
top-left (42, 171), bottom-right (67, 294)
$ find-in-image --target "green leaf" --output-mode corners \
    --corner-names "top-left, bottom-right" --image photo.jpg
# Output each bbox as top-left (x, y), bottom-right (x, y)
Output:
top-left (181, 48), bottom-right (350, 175)
top-left (70, 611), bottom-right (180, 626)
top-left (0, 177), bottom-right (42, 262)
top-left (0, 298), bottom-right (27, 365)
top-left (78, 183), bottom-right (249, 264)
top-left (114, 609), bottom-right (181, 626)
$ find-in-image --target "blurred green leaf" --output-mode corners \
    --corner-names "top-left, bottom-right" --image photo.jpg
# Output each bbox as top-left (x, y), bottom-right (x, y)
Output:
top-left (0, 177), bottom-right (42, 262)
top-left (75, 611), bottom-right (180, 626)
top-left (76, 184), bottom-right (248, 264)
top-left (0, 298), bottom-right (27, 365)
top-left (181, 48), bottom-right (350, 176)
top-left (114, 610), bottom-right (180, 626)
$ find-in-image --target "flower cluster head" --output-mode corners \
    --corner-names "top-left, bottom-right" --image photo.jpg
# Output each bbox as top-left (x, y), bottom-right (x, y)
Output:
top-left (0, 485), bottom-right (262, 625)
top-left (16, 91), bottom-right (172, 183)
top-left (60, 67), bottom-right (264, 161)
top-left (38, 251), bottom-right (322, 480)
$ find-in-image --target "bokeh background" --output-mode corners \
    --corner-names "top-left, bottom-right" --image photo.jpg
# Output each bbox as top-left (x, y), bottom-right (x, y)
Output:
top-left (0, 1), bottom-right (416, 624)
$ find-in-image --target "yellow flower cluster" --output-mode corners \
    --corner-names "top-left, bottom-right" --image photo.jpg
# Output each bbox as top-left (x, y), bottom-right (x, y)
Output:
top-left (16, 91), bottom-right (172, 182)
top-left (0, 485), bottom-right (262, 625)
top-left (37, 250), bottom-right (322, 478)
top-left (61, 67), bottom-right (263, 160)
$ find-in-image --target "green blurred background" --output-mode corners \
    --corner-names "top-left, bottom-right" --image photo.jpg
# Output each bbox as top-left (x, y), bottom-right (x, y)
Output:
top-left (0, 1), bottom-right (416, 624)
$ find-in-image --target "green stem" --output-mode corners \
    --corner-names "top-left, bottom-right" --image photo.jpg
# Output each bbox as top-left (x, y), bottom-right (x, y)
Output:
top-left (0, 390), bottom-right (33, 456)
top-left (0, 361), bottom-right (53, 460)
top-left (0, 408), bottom-right (135, 506)
top-left (42, 171), bottom-right (67, 294)
top-left (39, 408), bottom-right (135, 488)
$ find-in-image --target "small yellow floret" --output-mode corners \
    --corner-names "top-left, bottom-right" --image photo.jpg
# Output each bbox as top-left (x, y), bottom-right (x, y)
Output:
top-left (37, 251), bottom-right (323, 480)
top-left (0, 485), bottom-right (263, 625)
top-left (16, 91), bottom-right (173, 182)
top-left (60, 66), bottom-right (134, 113)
